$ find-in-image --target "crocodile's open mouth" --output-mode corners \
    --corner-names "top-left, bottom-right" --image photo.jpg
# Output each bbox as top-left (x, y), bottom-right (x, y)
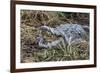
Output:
top-left (40, 30), bottom-right (61, 43)
top-left (35, 26), bottom-right (64, 48)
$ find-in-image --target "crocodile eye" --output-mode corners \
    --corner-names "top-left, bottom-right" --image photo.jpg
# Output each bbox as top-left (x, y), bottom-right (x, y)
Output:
top-left (78, 33), bottom-right (81, 35)
top-left (78, 32), bottom-right (83, 38)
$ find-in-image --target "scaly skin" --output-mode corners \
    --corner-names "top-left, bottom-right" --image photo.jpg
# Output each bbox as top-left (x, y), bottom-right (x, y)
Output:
top-left (36, 24), bottom-right (89, 48)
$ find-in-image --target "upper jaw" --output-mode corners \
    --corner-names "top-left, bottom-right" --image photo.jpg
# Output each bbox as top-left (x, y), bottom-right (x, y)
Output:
top-left (39, 26), bottom-right (50, 31)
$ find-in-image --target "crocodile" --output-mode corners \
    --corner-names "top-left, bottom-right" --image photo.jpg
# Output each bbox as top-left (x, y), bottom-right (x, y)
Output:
top-left (36, 24), bottom-right (89, 49)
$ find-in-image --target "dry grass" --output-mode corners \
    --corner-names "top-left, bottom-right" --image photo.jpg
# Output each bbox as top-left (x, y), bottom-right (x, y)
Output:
top-left (20, 10), bottom-right (89, 63)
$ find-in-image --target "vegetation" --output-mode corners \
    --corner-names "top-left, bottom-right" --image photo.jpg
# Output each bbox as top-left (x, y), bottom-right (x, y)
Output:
top-left (20, 10), bottom-right (89, 63)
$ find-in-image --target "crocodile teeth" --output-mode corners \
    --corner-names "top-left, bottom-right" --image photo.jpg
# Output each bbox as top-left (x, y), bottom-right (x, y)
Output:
top-left (47, 31), bottom-right (51, 35)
